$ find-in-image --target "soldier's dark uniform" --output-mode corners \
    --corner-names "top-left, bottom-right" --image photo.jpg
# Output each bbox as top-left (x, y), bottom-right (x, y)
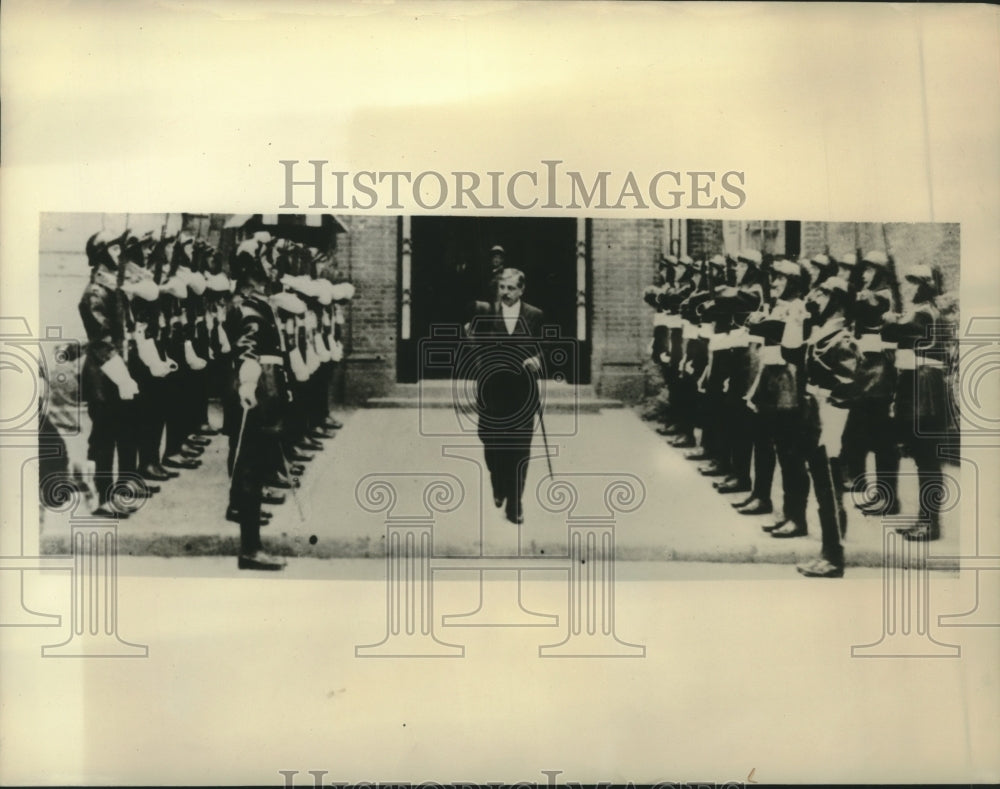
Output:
top-left (78, 231), bottom-right (141, 517)
top-left (798, 276), bottom-right (862, 577)
top-left (675, 261), bottom-right (713, 456)
top-left (882, 265), bottom-right (952, 541)
top-left (713, 251), bottom-right (765, 495)
top-left (225, 247), bottom-right (290, 571)
top-left (840, 251), bottom-right (901, 514)
top-left (748, 259), bottom-right (811, 538)
top-left (660, 257), bottom-right (695, 442)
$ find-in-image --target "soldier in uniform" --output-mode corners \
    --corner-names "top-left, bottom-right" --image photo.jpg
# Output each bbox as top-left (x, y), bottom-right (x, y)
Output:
top-left (840, 250), bottom-right (901, 514)
top-left (675, 259), bottom-right (713, 456)
top-left (712, 250), bottom-right (765, 496)
top-left (659, 255), bottom-right (695, 440)
top-left (882, 264), bottom-right (952, 541)
top-left (643, 255), bottom-right (675, 434)
top-left (748, 259), bottom-right (811, 538)
top-left (797, 276), bottom-right (862, 577)
top-left (225, 238), bottom-right (290, 571)
top-left (79, 230), bottom-right (141, 517)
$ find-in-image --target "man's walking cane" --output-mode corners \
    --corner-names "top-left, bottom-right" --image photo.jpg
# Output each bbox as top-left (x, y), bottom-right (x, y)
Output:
top-left (537, 400), bottom-right (554, 480)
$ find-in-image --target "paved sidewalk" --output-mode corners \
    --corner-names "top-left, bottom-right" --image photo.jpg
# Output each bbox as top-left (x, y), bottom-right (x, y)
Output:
top-left (39, 403), bottom-right (960, 570)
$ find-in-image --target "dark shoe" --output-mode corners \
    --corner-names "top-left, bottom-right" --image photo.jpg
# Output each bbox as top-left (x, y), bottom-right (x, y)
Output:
top-left (698, 463), bottom-right (728, 477)
top-left (140, 464), bottom-right (172, 482)
top-left (493, 496), bottom-right (505, 509)
top-left (670, 436), bottom-right (695, 448)
top-left (899, 522), bottom-right (940, 542)
top-left (127, 480), bottom-right (159, 497)
top-left (797, 558), bottom-right (844, 578)
top-left (323, 417), bottom-right (344, 430)
top-left (187, 435), bottom-right (211, 447)
top-left (163, 455), bottom-right (201, 470)
top-left (153, 463), bottom-right (179, 479)
top-left (297, 437), bottom-right (324, 451)
top-left (859, 500), bottom-right (900, 517)
top-left (505, 511), bottom-right (525, 525)
top-left (288, 463), bottom-right (305, 476)
top-left (770, 521), bottom-right (808, 538)
top-left (266, 474), bottom-right (292, 489)
top-left (310, 427), bottom-right (337, 440)
top-left (762, 518), bottom-right (790, 533)
top-left (684, 450), bottom-right (710, 461)
top-left (656, 424), bottom-right (680, 436)
top-left (716, 479), bottom-right (752, 494)
top-left (288, 450), bottom-right (314, 463)
top-left (238, 551), bottom-right (287, 571)
top-left (262, 489), bottom-right (286, 506)
top-left (738, 499), bottom-right (773, 515)
top-left (180, 444), bottom-right (204, 458)
top-left (732, 493), bottom-right (756, 508)
top-left (225, 506), bottom-right (271, 527)
top-left (93, 504), bottom-right (129, 519)
top-left (196, 424), bottom-right (220, 436)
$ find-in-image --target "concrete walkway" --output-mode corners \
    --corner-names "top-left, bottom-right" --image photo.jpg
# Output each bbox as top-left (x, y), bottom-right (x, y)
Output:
top-left (39, 402), bottom-right (960, 571)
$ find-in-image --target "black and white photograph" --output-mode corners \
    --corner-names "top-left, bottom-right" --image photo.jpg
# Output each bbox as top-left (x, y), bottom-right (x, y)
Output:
top-left (36, 214), bottom-right (962, 579)
top-left (2, 1), bottom-right (999, 786)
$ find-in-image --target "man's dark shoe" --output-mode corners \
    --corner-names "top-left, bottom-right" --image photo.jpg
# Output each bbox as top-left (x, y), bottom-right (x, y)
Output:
top-left (698, 462), bottom-right (728, 477)
top-left (140, 464), bottom-right (172, 482)
top-left (323, 417), bottom-right (344, 430)
top-left (737, 499), bottom-right (773, 515)
top-left (716, 478), bottom-right (752, 494)
top-left (262, 489), bottom-right (286, 506)
top-left (670, 435), bottom-right (695, 448)
top-left (238, 551), bottom-right (286, 571)
top-left (163, 455), bottom-right (200, 470)
top-left (770, 520), bottom-right (808, 538)
top-left (797, 558), bottom-right (844, 578)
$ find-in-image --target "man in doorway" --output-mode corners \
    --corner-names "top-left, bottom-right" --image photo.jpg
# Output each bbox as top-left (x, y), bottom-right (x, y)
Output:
top-left (467, 267), bottom-right (544, 525)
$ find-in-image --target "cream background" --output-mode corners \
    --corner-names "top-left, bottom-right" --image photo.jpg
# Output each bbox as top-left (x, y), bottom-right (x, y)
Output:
top-left (1, 1), bottom-right (998, 784)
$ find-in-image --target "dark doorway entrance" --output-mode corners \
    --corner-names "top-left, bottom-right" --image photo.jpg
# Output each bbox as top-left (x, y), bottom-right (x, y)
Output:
top-left (399, 216), bottom-right (587, 383)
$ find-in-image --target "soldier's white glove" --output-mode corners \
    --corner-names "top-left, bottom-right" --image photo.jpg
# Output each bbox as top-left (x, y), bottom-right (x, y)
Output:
top-left (123, 279), bottom-right (160, 302)
top-left (289, 347), bottom-right (309, 382)
top-left (136, 335), bottom-right (173, 377)
top-left (238, 383), bottom-right (257, 409)
top-left (238, 360), bottom-right (261, 408)
top-left (184, 340), bottom-right (208, 371)
top-left (100, 355), bottom-right (140, 400)
top-left (331, 339), bottom-right (344, 362)
top-left (217, 325), bottom-right (231, 354)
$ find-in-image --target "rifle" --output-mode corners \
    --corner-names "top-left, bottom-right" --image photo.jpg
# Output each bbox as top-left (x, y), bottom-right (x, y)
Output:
top-left (881, 223), bottom-right (903, 312)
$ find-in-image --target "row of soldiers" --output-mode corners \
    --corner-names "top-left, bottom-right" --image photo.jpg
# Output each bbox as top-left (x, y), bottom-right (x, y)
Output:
top-left (644, 247), bottom-right (955, 577)
top-left (67, 227), bottom-right (354, 570)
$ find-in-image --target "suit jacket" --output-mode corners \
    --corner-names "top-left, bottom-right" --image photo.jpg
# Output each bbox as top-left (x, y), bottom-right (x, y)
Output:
top-left (466, 300), bottom-right (544, 436)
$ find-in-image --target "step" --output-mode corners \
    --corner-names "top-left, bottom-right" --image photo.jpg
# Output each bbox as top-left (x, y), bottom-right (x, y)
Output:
top-left (366, 381), bottom-right (623, 412)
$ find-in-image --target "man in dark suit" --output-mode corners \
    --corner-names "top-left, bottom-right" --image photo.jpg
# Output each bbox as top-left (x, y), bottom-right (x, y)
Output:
top-left (466, 268), bottom-right (544, 525)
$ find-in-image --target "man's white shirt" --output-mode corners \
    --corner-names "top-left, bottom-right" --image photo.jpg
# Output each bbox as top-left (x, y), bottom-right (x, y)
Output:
top-left (501, 301), bottom-right (521, 334)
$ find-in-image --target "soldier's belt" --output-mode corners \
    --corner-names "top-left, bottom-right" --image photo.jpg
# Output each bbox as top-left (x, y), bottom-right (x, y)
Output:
top-left (858, 333), bottom-right (884, 354)
top-left (728, 328), bottom-right (750, 348)
top-left (258, 355), bottom-right (284, 365)
top-left (708, 333), bottom-right (729, 351)
top-left (682, 321), bottom-right (699, 339)
top-left (895, 349), bottom-right (945, 370)
top-left (698, 325), bottom-right (714, 339)
top-left (653, 312), bottom-right (670, 327)
top-left (664, 314), bottom-right (682, 328)
top-left (760, 345), bottom-right (785, 366)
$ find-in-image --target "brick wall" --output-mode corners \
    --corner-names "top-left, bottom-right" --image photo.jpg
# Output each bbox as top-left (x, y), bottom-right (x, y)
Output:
top-left (337, 215), bottom-right (398, 403)
top-left (590, 218), bottom-right (663, 402)
top-left (800, 221), bottom-right (960, 294)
